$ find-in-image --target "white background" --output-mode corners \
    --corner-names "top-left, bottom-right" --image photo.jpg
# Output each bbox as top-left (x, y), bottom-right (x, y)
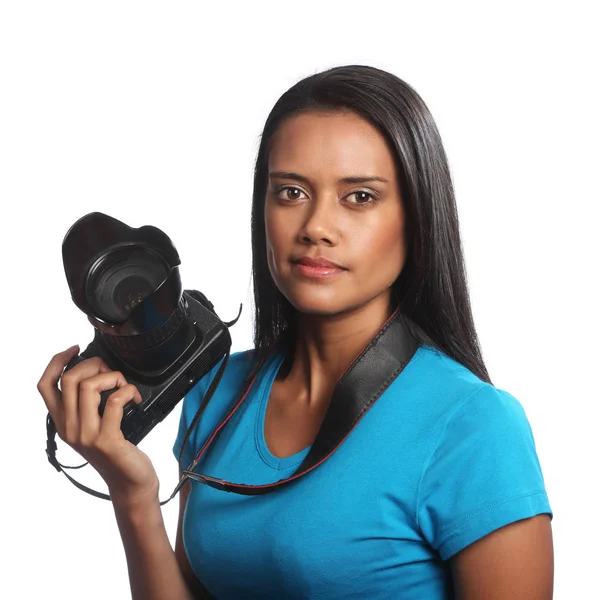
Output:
top-left (1, 1), bottom-right (597, 598)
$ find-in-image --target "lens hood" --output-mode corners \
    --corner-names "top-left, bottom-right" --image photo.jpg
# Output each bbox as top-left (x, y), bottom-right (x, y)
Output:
top-left (62, 212), bottom-right (182, 336)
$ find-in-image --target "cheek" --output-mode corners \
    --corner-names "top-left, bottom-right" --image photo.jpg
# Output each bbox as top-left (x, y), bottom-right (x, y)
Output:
top-left (353, 218), bottom-right (406, 277)
top-left (264, 211), bottom-right (289, 272)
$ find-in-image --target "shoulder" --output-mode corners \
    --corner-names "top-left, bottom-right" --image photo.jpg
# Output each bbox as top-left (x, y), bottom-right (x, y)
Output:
top-left (424, 344), bottom-right (531, 433)
top-left (412, 343), bottom-right (487, 390)
top-left (391, 344), bottom-right (537, 462)
top-left (393, 344), bottom-right (491, 421)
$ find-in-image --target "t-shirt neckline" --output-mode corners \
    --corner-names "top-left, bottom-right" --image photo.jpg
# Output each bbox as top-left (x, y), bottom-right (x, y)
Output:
top-left (254, 347), bottom-right (312, 471)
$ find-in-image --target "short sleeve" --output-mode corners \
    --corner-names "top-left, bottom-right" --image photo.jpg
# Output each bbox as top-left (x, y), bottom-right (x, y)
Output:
top-left (416, 383), bottom-right (553, 560)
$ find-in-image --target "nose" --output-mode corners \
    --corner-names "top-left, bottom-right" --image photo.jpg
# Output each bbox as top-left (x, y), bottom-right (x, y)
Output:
top-left (297, 195), bottom-right (339, 246)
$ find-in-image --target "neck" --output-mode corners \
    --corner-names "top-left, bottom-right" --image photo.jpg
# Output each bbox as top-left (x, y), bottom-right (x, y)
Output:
top-left (278, 292), bottom-right (396, 408)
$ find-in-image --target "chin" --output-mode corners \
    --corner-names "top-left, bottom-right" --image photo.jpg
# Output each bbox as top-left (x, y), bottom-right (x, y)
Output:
top-left (281, 282), bottom-right (395, 320)
top-left (285, 290), bottom-right (363, 318)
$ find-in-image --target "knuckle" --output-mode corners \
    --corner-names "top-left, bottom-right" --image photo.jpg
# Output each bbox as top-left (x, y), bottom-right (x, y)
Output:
top-left (61, 372), bottom-right (76, 386)
top-left (93, 356), bottom-right (111, 371)
top-left (94, 437), bottom-right (113, 456)
top-left (78, 434), bottom-right (95, 449)
top-left (107, 393), bottom-right (124, 407)
top-left (115, 373), bottom-right (129, 388)
top-left (94, 434), bottom-right (110, 455)
top-left (79, 378), bottom-right (96, 393)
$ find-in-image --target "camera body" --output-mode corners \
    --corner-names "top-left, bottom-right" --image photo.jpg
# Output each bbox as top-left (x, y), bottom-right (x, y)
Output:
top-left (64, 289), bottom-right (230, 446)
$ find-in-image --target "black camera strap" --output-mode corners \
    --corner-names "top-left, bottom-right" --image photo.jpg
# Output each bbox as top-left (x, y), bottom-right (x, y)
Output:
top-left (46, 415), bottom-right (112, 501)
top-left (46, 306), bottom-right (420, 502)
top-left (180, 307), bottom-right (421, 495)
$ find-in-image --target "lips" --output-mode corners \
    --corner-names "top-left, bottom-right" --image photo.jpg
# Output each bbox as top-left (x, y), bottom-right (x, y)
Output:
top-left (293, 257), bottom-right (346, 269)
top-left (291, 256), bottom-right (347, 280)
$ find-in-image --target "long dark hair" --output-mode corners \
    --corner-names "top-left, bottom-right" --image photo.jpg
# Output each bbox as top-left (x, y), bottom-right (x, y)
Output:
top-left (250, 64), bottom-right (491, 385)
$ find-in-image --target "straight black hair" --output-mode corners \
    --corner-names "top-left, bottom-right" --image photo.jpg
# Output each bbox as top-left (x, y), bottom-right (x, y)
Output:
top-left (250, 64), bottom-right (491, 385)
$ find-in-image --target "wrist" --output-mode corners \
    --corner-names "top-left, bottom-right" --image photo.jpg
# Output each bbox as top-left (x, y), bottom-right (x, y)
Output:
top-left (108, 481), bottom-right (160, 510)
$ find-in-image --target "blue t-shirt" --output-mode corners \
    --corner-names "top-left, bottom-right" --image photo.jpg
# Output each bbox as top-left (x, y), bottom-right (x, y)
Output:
top-left (173, 344), bottom-right (553, 599)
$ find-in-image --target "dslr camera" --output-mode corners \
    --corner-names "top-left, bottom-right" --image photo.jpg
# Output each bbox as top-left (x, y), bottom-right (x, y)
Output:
top-left (60, 212), bottom-right (232, 446)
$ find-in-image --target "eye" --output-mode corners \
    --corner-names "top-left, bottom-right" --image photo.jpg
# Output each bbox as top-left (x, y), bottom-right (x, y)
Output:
top-left (346, 190), bottom-right (377, 205)
top-left (275, 186), bottom-right (307, 202)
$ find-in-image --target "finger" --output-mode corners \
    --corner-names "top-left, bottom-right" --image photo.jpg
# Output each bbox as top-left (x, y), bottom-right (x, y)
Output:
top-left (37, 344), bottom-right (79, 406)
top-left (99, 383), bottom-right (143, 440)
top-left (78, 370), bottom-right (131, 443)
top-left (60, 356), bottom-right (114, 443)
top-left (59, 355), bottom-right (112, 393)
top-left (37, 345), bottom-right (80, 435)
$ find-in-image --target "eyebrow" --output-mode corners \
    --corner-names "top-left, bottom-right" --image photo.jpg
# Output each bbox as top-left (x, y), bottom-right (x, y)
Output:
top-left (268, 171), bottom-right (389, 185)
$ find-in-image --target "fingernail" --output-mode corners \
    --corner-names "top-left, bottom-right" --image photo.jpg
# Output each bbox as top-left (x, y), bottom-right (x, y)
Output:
top-left (67, 344), bottom-right (79, 352)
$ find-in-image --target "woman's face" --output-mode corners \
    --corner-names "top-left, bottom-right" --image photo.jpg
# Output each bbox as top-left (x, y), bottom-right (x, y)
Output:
top-left (264, 110), bottom-right (407, 317)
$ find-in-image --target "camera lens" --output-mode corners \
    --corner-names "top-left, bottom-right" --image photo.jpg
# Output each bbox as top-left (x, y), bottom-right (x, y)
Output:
top-left (86, 246), bottom-right (170, 323)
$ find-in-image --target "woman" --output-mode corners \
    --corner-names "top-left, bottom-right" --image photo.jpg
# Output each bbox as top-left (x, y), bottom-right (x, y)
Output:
top-left (38, 65), bottom-right (554, 599)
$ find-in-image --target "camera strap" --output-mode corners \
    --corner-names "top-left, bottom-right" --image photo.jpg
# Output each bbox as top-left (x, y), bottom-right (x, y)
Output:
top-left (46, 415), bottom-right (113, 500)
top-left (45, 305), bottom-right (420, 503)
top-left (180, 306), bottom-right (421, 495)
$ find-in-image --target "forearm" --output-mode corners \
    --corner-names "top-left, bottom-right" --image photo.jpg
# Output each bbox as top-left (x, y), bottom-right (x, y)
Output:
top-left (111, 492), bottom-right (194, 600)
